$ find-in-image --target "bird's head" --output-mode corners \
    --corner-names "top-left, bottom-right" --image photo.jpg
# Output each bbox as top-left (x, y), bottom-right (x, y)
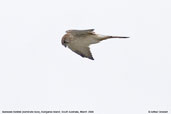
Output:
top-left (61, 34), bottom-right (70, 47)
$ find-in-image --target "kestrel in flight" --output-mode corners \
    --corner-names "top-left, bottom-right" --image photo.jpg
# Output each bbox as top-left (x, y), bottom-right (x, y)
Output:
top-left (61, 29), bottom-right (129, 60)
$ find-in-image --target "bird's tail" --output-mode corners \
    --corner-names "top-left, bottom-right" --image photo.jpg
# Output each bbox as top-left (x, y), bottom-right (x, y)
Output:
top-left (110, 36), bottom-right (129, 38)
top-left (99, 35), bottom-right (129, 41)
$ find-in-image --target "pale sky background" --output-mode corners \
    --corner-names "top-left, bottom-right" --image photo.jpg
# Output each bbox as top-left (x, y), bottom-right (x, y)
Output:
top-left (0, 0), bottom-right (171, 114)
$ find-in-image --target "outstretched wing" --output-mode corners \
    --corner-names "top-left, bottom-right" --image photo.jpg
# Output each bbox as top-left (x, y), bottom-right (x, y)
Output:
top-left (66, 29), bottom-right (95, 36)
top-left (68, 43), bottom-right (94, 60)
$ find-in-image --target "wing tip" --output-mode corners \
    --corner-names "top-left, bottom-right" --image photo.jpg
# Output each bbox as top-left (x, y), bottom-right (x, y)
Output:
top-left (89, 29), bottom-right (95, 31)
top-left (89, 57), bottom-right (94, 60)
top-left (82, 56), bottom-right (94, 60)
top-left (83, 55), bottom-right (94, 60)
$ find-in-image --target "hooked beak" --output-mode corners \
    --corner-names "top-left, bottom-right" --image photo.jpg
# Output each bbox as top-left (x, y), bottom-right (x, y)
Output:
top-left (62, 41), bottom-right (67, 47)
top-left (61, 38), bottom-right (67, 47)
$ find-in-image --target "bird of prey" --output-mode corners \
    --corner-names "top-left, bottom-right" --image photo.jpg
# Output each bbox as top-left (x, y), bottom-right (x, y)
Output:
top-left (61, 29), bottom-right (129, 60)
